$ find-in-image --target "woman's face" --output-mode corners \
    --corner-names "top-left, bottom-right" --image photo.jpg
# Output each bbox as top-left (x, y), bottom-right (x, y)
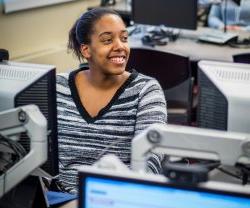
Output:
top-left (81, 14), bottom-right (130, 76)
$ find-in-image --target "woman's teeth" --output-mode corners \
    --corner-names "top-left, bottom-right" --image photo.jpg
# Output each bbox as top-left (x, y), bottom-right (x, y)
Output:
top-left (110, 57), bottom-right (125, 64)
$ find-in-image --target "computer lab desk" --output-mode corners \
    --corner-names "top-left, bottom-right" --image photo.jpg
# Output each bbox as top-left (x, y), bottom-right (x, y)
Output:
top-left (128, 27), bottom-right (250, 63)
top-left (129, 26), bottom-right (250, 82)
top-left (89, 1), bottom-right (249, 61)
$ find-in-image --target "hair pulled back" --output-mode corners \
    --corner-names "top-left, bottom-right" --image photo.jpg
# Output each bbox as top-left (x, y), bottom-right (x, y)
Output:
top-left (68, 8), bottom-right (121, 62)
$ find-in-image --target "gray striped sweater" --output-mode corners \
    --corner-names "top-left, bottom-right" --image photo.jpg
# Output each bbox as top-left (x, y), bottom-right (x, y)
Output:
top-left (56, 68), bottom-right (167, 193)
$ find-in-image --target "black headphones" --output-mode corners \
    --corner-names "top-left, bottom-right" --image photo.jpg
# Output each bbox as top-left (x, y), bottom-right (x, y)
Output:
top-left (141, 34), bottom-right (168, 47)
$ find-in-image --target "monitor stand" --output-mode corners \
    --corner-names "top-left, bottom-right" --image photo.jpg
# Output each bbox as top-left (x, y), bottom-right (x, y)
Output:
top-left (0, 176), bottom-right (49, 208)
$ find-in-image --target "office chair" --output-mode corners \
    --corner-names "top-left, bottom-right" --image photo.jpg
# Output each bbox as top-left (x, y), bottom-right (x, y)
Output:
top-left (233, 53), bottom-right (250, 64)
top-left (126, 47), bottom-right (193, 125)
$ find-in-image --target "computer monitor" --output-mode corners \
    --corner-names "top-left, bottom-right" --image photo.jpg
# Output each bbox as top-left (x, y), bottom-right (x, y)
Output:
top-left (132, 0), bottom-right (198, 30)
top-left (197, 60), bottom-right (250, 134)
top-left (78, 167), bottom-right (250, 208)
top-left (0, 60), bottom-right (58, 177)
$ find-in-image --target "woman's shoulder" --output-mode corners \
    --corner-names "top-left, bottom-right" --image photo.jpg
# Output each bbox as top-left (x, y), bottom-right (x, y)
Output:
top-left (133, 71), bottom-right (162, 88)
top-left (132, 70), bottom-right (157, 82)
top-left (56, 72), bottom-right (69, 87)
top-left (56, 67), bottom-right (82, 83)
top-left (57, 72), bottom-right (69, 78)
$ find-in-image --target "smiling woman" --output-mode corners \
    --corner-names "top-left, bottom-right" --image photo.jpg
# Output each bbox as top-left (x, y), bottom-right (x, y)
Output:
top-left (3, 0), bottom-right (76, 13)
top-left (56, 7), bottom-right (168, 194)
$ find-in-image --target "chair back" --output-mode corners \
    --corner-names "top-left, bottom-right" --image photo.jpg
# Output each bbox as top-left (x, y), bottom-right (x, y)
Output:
top-left (127, 47), bottom-right (193, 125)
top-left (233, 53), bottom-right (250, 64)
top-left (127, 48), bottom-right (191, 90)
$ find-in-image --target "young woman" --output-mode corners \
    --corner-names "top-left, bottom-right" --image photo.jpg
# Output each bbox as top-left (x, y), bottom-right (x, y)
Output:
top-left (56, 8), bottom-right (167, 194)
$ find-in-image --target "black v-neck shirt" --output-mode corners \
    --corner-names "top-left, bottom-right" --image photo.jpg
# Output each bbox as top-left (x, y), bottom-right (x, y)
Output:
top-left (68, 67), bottom-right (138, 123)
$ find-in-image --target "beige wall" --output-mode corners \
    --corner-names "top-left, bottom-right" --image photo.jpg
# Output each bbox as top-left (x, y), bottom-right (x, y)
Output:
top-left (0, 0), bottom-right (99, 72)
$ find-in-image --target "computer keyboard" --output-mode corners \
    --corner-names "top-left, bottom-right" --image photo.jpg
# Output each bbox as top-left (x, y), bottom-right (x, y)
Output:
top-left (198, 32), bottom-right (238, 45)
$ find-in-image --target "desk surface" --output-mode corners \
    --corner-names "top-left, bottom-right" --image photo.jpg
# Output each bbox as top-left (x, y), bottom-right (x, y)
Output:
top-left (90, 1), bottom-right (249, 62)
top-left (90, 2), bottom-right (249, 62)
top-left (129, 27), bottom-right (250, 62)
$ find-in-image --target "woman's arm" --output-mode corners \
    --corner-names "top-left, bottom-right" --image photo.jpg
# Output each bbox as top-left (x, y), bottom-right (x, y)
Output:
top-left (134, 79), bottom-right (167, 135)
top-left (134, 79), bottom-right (168, 173)
top-left (208, 4), bottom-right (225, 29)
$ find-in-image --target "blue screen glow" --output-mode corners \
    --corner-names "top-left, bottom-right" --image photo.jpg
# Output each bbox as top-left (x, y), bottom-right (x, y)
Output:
top-left (82, 177), bottom-right (250, 208)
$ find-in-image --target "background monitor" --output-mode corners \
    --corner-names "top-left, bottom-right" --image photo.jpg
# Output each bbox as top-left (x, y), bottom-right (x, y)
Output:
top-left (0, 60), bottom-right (58, 177)
top-left (197, 60), bottom-right (250, 134)
top-left (79, 167), bottom-right (250, 208)
top-left (132, 0), bottom-right (198, 30)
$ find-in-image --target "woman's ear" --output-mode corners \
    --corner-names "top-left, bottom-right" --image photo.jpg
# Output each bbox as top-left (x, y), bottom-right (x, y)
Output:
top-left (80, 44), bottom-right (90, 59)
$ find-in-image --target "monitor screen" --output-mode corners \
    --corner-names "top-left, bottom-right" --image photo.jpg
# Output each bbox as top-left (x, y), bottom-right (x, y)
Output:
top-left (132, 0), bottom-right (198, 30)
top-left (79, 169), bottom-right (250, 208)
top-left (0, 60), bottom-right (58, 177)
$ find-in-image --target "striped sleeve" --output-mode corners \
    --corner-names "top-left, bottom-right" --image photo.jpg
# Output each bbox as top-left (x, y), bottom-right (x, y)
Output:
top-left (134, 78), bottom-right (168, 174)
top-left (135, 78), bottom-right (167, 135)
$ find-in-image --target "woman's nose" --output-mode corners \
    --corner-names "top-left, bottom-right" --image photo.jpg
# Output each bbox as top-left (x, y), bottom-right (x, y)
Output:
top-left (113, 38), bottom-right (125, 50)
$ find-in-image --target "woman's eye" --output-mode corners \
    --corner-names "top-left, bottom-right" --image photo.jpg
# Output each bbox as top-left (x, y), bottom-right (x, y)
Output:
top-left (121, 36), bottom-right (128, 42)
top-left (102, 39), bottom-right (112, 44)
